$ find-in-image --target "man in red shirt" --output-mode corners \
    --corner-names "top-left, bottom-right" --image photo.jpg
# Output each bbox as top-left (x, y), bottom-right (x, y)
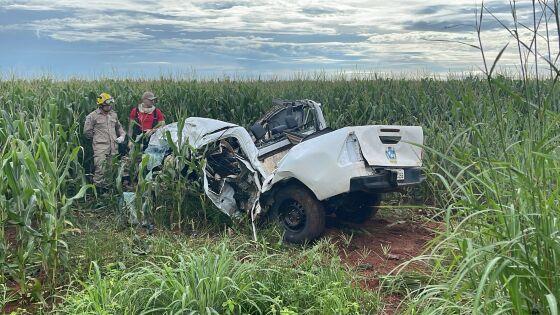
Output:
top-left (128, 91), bottom-right (166, 150)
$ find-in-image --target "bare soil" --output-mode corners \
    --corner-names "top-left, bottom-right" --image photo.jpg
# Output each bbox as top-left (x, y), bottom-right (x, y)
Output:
top-left (327, 216), bottom-right (440, 314)
top-left (2, 226), bottom-right (44, 314)
top-left (5, 225), bottom-right (17, 247)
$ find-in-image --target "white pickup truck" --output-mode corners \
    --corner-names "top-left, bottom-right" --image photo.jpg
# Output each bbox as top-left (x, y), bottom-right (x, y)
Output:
top-left (147, 100), bottom-right (424, 243)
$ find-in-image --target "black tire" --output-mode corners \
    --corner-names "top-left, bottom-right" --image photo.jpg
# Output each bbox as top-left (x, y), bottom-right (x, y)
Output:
top-left (336, 193), bottom-right (382, 223)
top-left (271, 184), bottom-right (326, 244)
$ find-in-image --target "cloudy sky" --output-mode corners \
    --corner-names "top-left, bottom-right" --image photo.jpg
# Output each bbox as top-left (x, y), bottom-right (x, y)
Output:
top-left (0, 0), bottom-right (551, 78)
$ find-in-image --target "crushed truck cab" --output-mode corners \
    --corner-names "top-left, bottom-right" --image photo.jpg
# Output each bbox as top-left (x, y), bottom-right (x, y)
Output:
top-left (147, 99), bottom-right (424, 243)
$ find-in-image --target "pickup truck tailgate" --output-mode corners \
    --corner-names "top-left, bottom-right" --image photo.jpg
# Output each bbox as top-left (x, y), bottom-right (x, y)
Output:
top-left (353, 125), bottom-right (423, 167)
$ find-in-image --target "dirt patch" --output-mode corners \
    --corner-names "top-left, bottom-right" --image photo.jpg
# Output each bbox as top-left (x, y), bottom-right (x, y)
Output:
top-left (3, 227), bottom-right (23, 314)
top-left (3, 226), bottom-right (52, 314)
top-left (5, 225), bottom-right (17, 247)
top-left (2, 280), bottom-right (27, 315)
top-left (3, 297), bottom-right (40, 315)
top-left (326, 216), bottom-right (440, 314)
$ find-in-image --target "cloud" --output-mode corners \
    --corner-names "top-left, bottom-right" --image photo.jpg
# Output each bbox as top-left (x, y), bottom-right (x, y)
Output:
top-left (300, 6), bottom-right (341, 16)
top-left (1, 0), bottom-right (556, 77)
top-left (197, 1), bottom-right (248, 11)
top-left (404, 20), bottom-right (478, 33)
top-left (49, 29), bottom-right (152, 42)
top-left (124, 61), bottom-right (172, 65)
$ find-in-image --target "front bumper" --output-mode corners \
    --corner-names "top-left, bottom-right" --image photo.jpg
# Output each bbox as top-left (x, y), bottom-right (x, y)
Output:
top-left (349, 167), bottom-right (424, 193)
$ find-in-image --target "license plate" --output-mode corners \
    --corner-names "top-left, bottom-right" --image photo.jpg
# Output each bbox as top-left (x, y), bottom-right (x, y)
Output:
top-left (395, 169), bottom-right (405, 181)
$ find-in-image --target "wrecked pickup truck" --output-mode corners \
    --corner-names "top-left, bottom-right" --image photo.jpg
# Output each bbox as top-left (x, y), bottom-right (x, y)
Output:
top-left (145, 100), bottom-right (424, 243)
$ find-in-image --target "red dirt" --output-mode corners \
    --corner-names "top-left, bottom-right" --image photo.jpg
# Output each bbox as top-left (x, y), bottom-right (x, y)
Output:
top-left (3, 298), bottom-right (40, 315)
top-left (2, 280), bottom-right (26, 314)
top-left (5, 226), bottom-right (17, 247)
top-left (2, 226), bottom-right (46, 314)
top-left (327, 216), bottom-right (441, 314)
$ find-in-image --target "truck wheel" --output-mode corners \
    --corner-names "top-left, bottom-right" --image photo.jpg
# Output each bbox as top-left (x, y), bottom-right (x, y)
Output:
top-left (272, 184), bottom-right (326, 244)
top-left (336, 193), bottom-right (382, 223)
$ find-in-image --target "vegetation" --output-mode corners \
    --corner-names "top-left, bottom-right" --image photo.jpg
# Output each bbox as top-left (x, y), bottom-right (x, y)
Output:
top-left (2, 3), bottom-right (560, 314)
top-left (58, 235), bottom-right (376, 314)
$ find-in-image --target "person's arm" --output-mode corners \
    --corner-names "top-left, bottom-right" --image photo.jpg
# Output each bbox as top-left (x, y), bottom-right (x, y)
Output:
top-left (83, 114), bottom-right (94, 139)
top-left (114, 116), bottom-right (126, 144)
top-left (154, 109), bottom-right (166, 129)
top-left (155, 120), bottom-right (165, 129)
top-left (116, 119), bottom-right (125, 138)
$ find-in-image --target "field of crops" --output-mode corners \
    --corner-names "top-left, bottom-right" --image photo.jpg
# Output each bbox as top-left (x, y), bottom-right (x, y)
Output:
top-left (1, 69), bottom-right (559, 314)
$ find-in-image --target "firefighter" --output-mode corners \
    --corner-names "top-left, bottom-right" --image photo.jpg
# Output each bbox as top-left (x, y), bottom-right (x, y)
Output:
top-left (128, 91), bottom-right (166, 151)
top-left (84, 92), bottom-right (126, 187)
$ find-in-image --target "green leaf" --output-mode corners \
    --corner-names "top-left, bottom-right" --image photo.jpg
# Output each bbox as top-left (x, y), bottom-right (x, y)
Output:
top-left (489, 42), bottom-right (509, 77)
top-left (546, 294), bottom-right (558, 315)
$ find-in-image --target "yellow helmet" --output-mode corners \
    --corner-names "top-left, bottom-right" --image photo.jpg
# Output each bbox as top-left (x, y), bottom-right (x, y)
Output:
top-left (96, 92), bottom-right (115, 106)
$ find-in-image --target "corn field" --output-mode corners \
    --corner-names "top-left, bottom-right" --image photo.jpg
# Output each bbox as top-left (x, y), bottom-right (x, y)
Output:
top-left (0, 72), bottom-right (559, 313)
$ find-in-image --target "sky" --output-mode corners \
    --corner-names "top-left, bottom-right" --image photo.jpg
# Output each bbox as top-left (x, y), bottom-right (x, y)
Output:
top-left (0, 0), bottom-right (553, 78)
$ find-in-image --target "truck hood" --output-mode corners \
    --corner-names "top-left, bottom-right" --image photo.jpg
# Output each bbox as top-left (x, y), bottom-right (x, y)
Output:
top-left (145, 117), bottom-right (267, 220)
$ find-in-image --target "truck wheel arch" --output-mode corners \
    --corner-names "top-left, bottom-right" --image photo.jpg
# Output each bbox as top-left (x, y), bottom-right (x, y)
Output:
top-left (265, 179), bottom-right (326, 243)
top-left (261, 177), bottom-right (321, 208)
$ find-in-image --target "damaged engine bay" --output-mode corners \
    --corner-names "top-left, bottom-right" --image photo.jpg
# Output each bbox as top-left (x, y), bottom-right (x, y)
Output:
top-left (136, 117), bottom-right (267, 226)
top-left (203, 138), bottom-right (261, 218)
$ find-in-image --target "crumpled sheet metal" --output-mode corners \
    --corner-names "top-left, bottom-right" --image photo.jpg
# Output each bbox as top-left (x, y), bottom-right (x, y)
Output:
top-left (144, 144), bottom-right (169, 172)
top-left (149, 117), bottom-right (268, 177)
top-left (145, 117), bottom-right (267, 219)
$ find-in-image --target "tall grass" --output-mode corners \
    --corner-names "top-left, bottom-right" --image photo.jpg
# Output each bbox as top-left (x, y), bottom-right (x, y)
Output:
top-left (396, 1), bottom-right (560, 314)
top-left (58, 239), bottom-right (377, 314)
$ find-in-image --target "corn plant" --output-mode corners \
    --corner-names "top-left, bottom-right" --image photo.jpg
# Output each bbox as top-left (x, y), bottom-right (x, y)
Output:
top-left (125, 117), bottom-right (212, 231)
top-left (153, 118), bottom-right (207, 229)
top-left (0, 100), bottom-right (91, 299)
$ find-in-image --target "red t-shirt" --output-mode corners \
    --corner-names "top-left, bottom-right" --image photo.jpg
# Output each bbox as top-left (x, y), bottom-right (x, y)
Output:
top-left (129, 107), bottom-right (165, 132)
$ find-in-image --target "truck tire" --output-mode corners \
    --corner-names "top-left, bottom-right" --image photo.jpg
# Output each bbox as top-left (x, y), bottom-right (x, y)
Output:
top-left (271, 184), bottom-right (326, 244)
top-left (336, 193), bottom-right (382, 223)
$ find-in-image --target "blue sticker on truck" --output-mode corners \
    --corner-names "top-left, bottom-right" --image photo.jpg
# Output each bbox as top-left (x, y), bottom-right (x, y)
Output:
top-left (385, 146), bottom-right (397, 162)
